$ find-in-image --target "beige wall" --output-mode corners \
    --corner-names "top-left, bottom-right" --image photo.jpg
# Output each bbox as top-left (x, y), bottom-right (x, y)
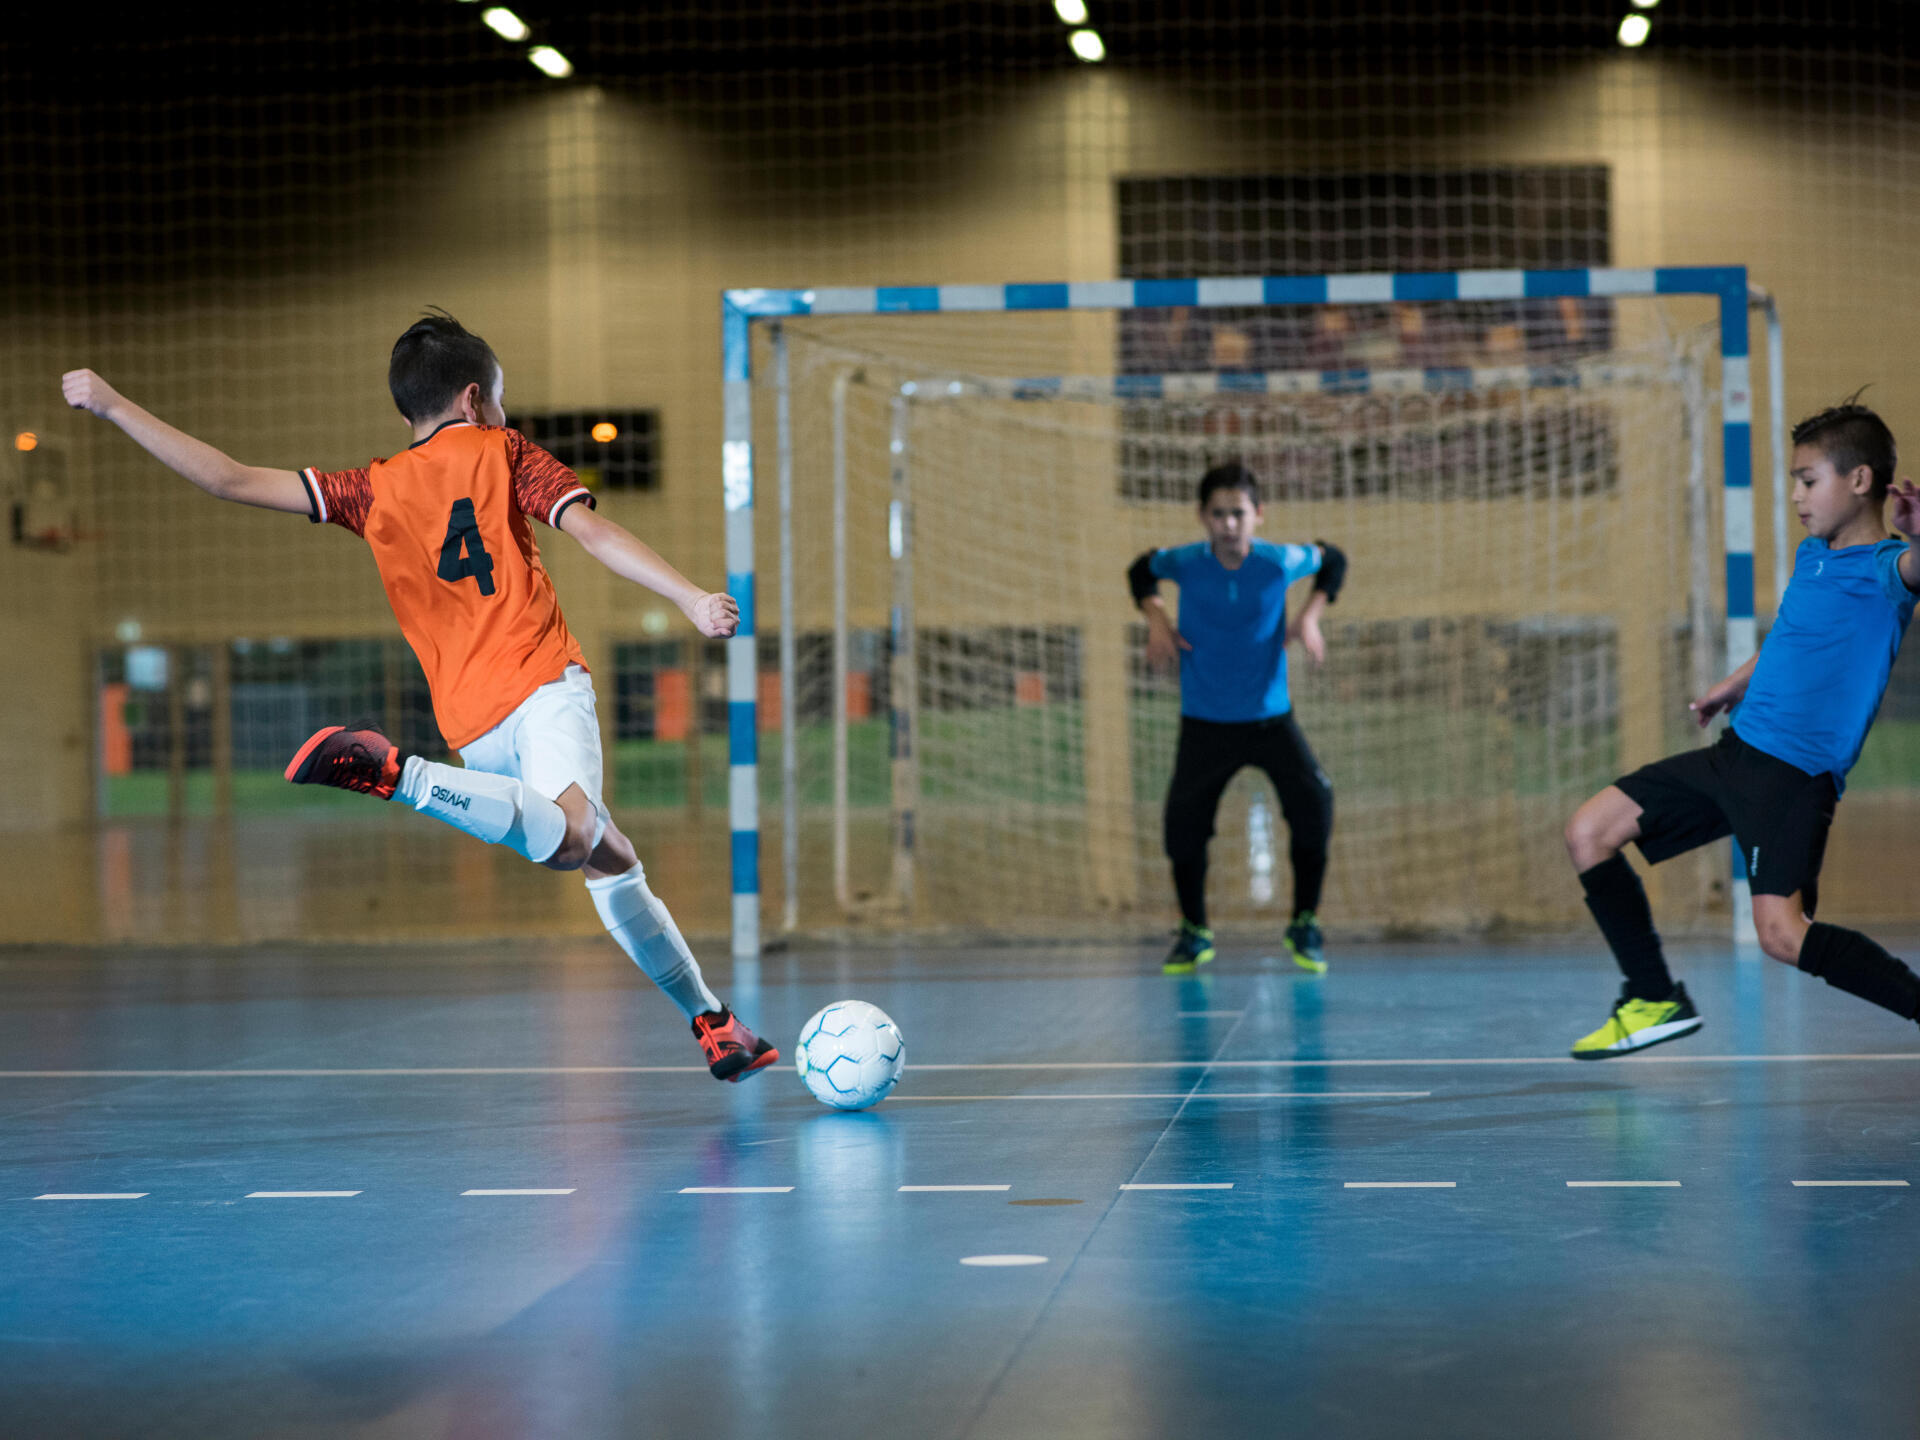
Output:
top-left (3, 50), bottom-right (1917, 936)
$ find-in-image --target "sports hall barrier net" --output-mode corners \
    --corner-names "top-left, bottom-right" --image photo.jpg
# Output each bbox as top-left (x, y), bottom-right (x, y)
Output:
top-left (5, 4), bottom-right (1920, 944)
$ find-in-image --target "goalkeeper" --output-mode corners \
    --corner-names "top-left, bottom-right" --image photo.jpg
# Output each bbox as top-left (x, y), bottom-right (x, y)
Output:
top-left (1128, 462), bottom-right (1348, 975)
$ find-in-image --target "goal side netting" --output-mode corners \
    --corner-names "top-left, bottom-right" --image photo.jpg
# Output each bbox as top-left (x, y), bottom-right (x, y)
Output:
top-left (751, 304), bottom-right (1725, 941)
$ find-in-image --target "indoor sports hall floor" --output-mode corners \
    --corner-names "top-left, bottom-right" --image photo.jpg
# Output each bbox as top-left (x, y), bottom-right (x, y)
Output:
top-left (2, 936), bottom-right (1917, 1440)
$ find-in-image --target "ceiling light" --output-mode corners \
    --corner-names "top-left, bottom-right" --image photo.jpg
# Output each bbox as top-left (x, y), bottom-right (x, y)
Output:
top-left (1617, 13), bottom-right (1650, 46)
top-left (1631, 0), bottom-right (1659, 8)
top-left (528, 45), bottom-right (573, 78)
top-left (1069, 28), bottom-right (1105, 62)
top-left (1053, 0), bottom-right (1089, 24)
top-left (482, 7), bottom-right (530, 43)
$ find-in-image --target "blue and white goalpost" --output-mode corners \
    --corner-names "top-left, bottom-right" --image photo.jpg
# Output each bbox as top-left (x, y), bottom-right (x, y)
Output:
top-left (721, 269), bottom-right (1764, 961)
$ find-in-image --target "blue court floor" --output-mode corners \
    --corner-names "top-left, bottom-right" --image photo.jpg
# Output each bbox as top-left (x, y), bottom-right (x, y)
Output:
top-left (2, 935), bottom-right (1918, 1439)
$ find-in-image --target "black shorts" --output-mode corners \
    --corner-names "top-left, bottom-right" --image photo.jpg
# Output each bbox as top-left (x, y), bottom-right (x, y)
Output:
top-left (1614, 728), bottom-right (1836, 910)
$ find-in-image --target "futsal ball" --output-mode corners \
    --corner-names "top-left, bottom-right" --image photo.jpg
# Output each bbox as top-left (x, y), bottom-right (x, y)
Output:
top-left (796, 1000), bottom-right (906, 1110)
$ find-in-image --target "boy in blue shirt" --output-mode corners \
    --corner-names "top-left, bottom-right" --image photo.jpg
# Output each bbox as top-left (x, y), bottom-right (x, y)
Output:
top-left (1564, 399), bottom-right (1920, 1057)
top-left (1129, 463), bottom-right (1348, 974)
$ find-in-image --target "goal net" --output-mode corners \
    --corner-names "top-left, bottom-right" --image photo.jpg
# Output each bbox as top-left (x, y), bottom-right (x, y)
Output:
top-left (749, 292), bottom-right (1727, 943)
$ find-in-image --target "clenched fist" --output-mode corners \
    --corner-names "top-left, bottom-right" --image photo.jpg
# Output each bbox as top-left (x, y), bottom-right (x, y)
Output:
top-left (62, 369), bottom-right (124, 419)
top-left (685, 590), bottom-right (741, 639)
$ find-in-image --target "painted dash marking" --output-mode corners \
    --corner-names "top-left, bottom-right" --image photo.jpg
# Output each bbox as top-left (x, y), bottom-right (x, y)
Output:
top-left (1566, 1181), bottom-right (1681, 1188)
top-left (462, 1188), bottom-right (577, 1196)
top-left (245, 1191), bottom-right (361, 1199)
top-left (899, 1185), bottom-right (1011, 1192)
top-left (1791, 1179), bottom-right (1909, 1188)
top-left (34, 1193), bottom-right (146, 1201)
top-left (1119, 1183), bottom-right (1235, 1190)
top-left (679, 1186), bottom-right (793, 1194)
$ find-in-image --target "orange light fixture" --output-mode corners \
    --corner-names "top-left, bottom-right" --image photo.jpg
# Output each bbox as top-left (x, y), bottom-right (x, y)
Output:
top-left (591, 422), bottom-right (618, 443)
top-left (14, 432), bottom-right (37, 452)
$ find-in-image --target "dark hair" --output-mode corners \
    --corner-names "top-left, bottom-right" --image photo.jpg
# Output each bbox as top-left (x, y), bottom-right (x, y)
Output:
top-left (1792, 390), bottom-right (1896, 501)
top-left (1197, 461), bottom-right (1262, 508)
top-left (388, 308), bottom-right (500, 424)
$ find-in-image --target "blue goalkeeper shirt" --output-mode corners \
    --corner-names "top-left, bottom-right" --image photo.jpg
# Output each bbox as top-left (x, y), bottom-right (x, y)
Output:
top-left (1732, 535), bottom-right (1917, 792)
top-left (1148, 540), bottom-right (1324, 722)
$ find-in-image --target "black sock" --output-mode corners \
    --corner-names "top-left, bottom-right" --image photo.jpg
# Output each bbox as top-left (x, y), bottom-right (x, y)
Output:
top-left (1578, 854), bottom-right (1674, 1002)
top-left (1172, 858), bottom-right (1208, 930)
top-left (1799, 923), bottom-right (1920, 1021)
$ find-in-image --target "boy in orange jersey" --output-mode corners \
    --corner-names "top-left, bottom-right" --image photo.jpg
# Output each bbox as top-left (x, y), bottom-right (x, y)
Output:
top-left (62, 311), bottom-right (778, 1082)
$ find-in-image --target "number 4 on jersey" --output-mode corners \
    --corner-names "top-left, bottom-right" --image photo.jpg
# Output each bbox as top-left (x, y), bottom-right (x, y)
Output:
top-left (437, 497), bottom-right (496, 596)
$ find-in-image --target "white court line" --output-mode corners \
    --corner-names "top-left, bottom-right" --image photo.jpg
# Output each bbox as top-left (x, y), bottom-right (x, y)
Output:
top-left (245, 1191), bottom-right (361, 1199)
top-left (1119, 1183), bottom-right (1234, 1190)
top-left (1567, 1180), bottom-right (1681, 1188)
top-left (34, 1193), bottom-right (146, 1200)
top-left (2, 1053), bottom-right (1912, 1077)
top-left (890, 1092), bottom-right (1429, 1101)
top-left (1345, 1181), bottom-right (1457, 1189)
top-left (679, 1186), bottom-right (793, 1194)
top-left (899, 1185), bottom-right (1011, 1192)
top-left (1791, 1179), bottom-right (1910, 1187)
top-left (462, 1188), bottom-right (576, 1196)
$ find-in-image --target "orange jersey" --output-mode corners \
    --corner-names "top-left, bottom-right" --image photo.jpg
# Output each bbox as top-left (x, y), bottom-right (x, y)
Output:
top-left (302, 422), bottom-right (595, 749)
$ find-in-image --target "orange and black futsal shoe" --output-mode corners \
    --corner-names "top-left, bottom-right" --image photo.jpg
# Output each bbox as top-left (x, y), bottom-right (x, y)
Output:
top-left (284, 723), bottom-right (401, 799)
top-left (692, 1006), bottom-right (780, 1082)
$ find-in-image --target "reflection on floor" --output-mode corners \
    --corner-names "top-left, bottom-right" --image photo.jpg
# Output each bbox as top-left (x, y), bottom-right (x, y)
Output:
top-left (0, 938), bottom-right (1917, 1438)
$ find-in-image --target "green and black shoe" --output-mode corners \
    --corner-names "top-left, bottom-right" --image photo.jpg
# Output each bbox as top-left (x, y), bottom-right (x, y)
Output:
top-left (1163, 921), bottom-right (1216, 974)
top-left (1570, 982), bottom-right (1702, 1060)
top-left (1284, 911), bottom-right (1327, 974)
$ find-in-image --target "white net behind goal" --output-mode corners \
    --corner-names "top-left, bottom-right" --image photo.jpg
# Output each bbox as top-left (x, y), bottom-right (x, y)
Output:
top-left (760, 310), bottom-right (1721, 939)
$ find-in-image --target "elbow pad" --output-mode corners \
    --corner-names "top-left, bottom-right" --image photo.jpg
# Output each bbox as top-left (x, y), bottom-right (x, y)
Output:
top-left (1313, 541), bottom-right (1348, 602)
top-left (1128, 552), bottom-right (1161, 604)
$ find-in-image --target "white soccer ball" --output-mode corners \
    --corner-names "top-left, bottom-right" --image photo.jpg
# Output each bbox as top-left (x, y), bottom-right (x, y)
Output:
top-left (796, 1000), bottom-right (906, 1110)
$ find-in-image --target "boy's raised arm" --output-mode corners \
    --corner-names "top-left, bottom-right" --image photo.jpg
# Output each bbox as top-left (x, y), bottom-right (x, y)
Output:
top-left (62, 369), bottom-right (310, 514)
top-left (559, 503), bottom-right (739, 638)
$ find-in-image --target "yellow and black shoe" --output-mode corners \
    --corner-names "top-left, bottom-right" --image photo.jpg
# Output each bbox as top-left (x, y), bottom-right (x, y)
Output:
top-left (1570, 982), bottom-right (1702, 1060)
top-left (1163, 922), bottom-right (1216, 973)
top-left (1284, 911), bottom-right (1327, 974)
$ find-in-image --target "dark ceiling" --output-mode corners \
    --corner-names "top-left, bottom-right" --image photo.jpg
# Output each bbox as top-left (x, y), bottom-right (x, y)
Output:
top-left (3, 0), bottom-right (1916, 104)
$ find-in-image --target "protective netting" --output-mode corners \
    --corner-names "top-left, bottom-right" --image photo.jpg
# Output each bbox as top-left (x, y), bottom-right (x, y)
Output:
top-left (6, 6), bottom-right (1920, 943)
top-left (758, 313), bottom-right (1724, 937)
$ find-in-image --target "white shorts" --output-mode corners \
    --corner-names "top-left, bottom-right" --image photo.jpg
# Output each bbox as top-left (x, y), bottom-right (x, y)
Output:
top-left (459, 664), bottom-right (611, 830)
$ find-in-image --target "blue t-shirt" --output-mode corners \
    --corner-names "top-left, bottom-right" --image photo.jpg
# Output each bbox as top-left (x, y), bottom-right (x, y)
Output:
top-left (1731, 535), bottom-right (1917, 791)
top-left (1149, 539), bottom-right (1324, 722)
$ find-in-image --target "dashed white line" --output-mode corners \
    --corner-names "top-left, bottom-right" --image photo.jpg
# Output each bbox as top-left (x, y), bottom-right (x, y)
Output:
top-left (679, 1186), bottom-right (793, 1194)
top-left (1, 1054), bottom-right (1915, 1078)
top-left (34, 1193), bottom-right (146, 1201)
top-left (1344, 1181), bottom-right (1457, 1189)
top-left (245, 1191), bottom-right (361, 1199)
top-left (1567, 1181), bottom-right (1681, 1188)
top-left (1791, 1179), bottom-right (1909, 1188)
top-left (461, 1188), bottom-right (577, 1196)
top-left (1119, 1183), bottom-right (1234, 1190)
top-left (899, 1185), bottom-right (1011, 1192)
top-left (960, 1254), bottom-right (1049, 1267)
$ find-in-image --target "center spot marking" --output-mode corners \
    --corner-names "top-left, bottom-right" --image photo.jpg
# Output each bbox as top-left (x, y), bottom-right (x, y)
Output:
top-left (961, 1254), bottom-right (1049, 1267)
top-left (1008, 1197), bottom-right (1083, 1207)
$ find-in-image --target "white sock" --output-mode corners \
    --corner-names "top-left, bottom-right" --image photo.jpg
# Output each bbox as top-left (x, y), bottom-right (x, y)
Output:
top-left (395, 756), bottom-right (567, 864)
top-left (586, 863), bottom-right (721, 1021)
